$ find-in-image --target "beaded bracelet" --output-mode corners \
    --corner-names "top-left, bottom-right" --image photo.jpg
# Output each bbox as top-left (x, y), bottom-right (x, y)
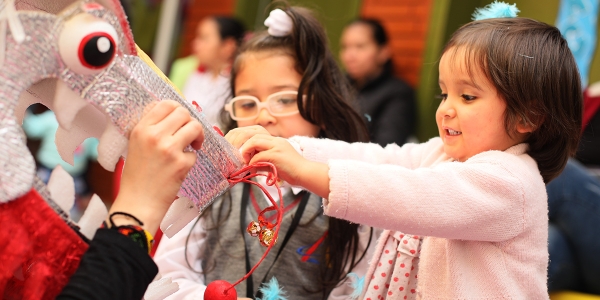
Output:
top-left (102, 212), bottom-right (154, 254)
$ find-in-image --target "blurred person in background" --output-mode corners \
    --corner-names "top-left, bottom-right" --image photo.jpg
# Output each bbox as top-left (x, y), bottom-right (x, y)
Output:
top-left (340, 19), bottom-right (416, 146)
top-left (181, 16), bottom-right (245, 128)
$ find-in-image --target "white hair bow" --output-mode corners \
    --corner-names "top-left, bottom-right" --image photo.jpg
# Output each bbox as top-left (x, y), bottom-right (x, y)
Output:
top-left (264, 9), bottom-right (293, 37)
top-left (0, 0), bottom-right (25, 67)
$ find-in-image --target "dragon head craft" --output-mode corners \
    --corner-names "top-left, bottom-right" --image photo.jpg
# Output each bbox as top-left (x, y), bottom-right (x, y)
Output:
top-left (0, 0), bottom-right (244, 298)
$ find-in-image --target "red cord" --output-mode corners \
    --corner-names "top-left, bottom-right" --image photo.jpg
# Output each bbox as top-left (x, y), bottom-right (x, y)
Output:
top-left (225, 162), bottom-right (284, 291)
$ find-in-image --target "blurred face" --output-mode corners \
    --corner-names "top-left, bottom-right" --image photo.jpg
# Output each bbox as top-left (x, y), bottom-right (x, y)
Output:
top-left (233, 52), bottom-right (320, 138)
top-left (192, 18), bottom-right (228, 69)
top-left (340, 24), bottom-right (387, 80)
top-left (436, 47), bottom-right (529, 161)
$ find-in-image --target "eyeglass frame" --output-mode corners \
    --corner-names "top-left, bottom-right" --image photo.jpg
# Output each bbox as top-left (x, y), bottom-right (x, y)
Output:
top-left (224, 90), bottom-right (304, 121)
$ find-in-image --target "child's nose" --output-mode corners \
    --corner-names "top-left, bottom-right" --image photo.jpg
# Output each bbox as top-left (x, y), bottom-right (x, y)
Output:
top-left (254, 106), bottom-right (276, 126)
top-left (438, 99), bottom-right (457, 118)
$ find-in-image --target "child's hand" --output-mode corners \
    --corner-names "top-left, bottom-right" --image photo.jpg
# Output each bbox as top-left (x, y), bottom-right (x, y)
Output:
top-left (225, 127), bottom-right (330, 198)
top-left (110, 100), bottom-right (204, 235)
top-left (225, 125), bottom-right (271, 150)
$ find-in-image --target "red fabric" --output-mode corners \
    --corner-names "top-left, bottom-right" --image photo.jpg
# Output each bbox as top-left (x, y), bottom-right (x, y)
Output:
top-left (113, 158), bottom-right (125, 202)
top-left (583, 89), bottom-right (600, 130)
top-left (0, 189), bottom-right (89, 300)
top-left (150, 229), bottom-right (163, 257)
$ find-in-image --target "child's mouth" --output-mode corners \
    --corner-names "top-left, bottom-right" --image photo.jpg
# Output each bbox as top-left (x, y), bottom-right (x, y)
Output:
top-left (446, 129), bottom-right (462, 136)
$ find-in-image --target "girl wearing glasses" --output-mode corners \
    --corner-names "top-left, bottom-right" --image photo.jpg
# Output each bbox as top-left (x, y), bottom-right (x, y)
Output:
top-left (155, 6), bottom-right (379, 300)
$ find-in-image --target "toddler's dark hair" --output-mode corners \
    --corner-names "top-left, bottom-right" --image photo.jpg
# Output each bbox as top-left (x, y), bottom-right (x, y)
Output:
top-left (444, 18), bottom-right (582, 183)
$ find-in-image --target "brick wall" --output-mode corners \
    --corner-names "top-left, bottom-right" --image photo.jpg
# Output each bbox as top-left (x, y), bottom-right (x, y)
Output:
top-left (360, 0), bottom-right (432, 87)
top-left (178, 0), bottom-right (236, 58)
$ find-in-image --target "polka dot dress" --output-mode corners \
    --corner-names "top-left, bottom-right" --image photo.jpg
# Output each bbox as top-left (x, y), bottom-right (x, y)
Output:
top-left (363, 231), bottom-right (423, 300)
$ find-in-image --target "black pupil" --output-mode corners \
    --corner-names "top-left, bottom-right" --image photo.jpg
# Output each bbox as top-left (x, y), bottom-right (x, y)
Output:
top-left (82, 35), bottom-right (115, 68)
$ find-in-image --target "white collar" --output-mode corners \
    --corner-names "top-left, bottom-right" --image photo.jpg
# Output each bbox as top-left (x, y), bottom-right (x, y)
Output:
top-left (256, 176), bottom-right (304, 206)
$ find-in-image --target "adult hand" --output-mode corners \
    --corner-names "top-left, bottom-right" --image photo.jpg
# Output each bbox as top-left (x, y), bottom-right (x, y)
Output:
top-left (110, 100), bottom-right (204, 235)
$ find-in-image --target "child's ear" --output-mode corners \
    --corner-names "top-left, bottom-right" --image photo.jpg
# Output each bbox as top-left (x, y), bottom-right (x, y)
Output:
top-left (516, 114), bottom-right (542, 134)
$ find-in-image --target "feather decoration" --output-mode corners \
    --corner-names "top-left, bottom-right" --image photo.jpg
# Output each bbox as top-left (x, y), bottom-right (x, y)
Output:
top-left (472, 1), bottom-right (519, 21)
top-left (347, 273), bottom-right (365, 300)
top-left (255, 278), bottom-right (287, 300)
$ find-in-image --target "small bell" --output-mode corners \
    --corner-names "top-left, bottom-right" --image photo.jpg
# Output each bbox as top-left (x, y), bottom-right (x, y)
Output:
top-left (259, 228), bottom-right (277, 247)
top-left (246, 221), bottom-right (261, 237)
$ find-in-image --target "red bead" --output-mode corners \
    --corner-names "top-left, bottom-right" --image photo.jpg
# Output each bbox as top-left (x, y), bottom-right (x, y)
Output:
top-left (259, 228), bottom-right (276, 247)
top-left (204, 280), bottom-right (237, 300)
top-left (246, 221), bottom-right (261, 237)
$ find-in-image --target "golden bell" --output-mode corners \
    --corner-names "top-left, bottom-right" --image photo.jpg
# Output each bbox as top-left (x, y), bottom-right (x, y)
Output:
top-left (246, 221), bottom-right (261, 237)
top-left (259, 228), bottom-right (277, 247)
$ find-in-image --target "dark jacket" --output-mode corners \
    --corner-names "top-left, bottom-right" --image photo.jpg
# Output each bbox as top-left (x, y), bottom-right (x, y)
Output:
top-left (58, 229), bottom-right (158, 300)
top-left (577, 110), bottom-right (600, 166)
top-left (351, 63), bottom-right (416, 146)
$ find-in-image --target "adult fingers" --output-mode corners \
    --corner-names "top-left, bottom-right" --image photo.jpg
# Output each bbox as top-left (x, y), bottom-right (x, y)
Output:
top-left (139, 100), bottom-right (180, 126)
top-left (155, 106), bottom-right (192, 136)
top-left (173, 119), bottom-right (204, 150)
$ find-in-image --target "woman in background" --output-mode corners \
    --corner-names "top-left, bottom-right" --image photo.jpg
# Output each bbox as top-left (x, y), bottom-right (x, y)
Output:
top-left (340, 19), bottom-right (416, 146)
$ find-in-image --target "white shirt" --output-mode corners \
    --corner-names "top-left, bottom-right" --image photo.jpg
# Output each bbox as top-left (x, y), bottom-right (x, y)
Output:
top-left (182, 70), bottom-right (231, 129)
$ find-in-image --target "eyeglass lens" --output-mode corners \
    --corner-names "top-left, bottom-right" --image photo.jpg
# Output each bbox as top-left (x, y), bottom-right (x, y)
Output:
top-left (231, 93), bottom-right (298, 118)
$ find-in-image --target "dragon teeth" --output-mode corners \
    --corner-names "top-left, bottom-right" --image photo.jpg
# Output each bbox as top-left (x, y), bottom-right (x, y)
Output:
top-left (97, 120), bottom-right (128, 172)
top-left (53, 81), bottom-right (88, 131)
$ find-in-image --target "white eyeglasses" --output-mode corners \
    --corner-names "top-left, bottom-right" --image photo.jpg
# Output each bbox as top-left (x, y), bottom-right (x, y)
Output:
top-left (225, 91), bottom-right (302, 121)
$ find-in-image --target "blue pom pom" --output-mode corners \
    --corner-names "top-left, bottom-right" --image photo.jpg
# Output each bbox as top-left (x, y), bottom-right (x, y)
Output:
top-left (256, 277), bottom-right (287, 300)
top-left (347, 273), bottom-right (365, 300)
top-left (472, 1), bottom-right (519, 21)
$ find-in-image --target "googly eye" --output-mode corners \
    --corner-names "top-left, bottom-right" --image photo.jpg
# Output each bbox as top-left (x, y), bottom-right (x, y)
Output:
top-left (59, 13), bottom-right (119, 75)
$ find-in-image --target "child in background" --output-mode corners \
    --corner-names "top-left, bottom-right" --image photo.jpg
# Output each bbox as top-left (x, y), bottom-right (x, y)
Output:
top-left (181, 16), bottom-right (245, 128)
top-left (155, 7), bottom-right (378, 299)
top-left (227, 11), bottom-right (582, 300)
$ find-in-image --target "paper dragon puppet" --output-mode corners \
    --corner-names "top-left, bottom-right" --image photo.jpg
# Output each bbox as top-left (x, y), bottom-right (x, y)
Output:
top-left (0, 0), bottom-right (265, 298)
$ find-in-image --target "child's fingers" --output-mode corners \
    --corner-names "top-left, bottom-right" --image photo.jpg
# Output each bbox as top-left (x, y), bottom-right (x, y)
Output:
top-left (225, 125), bottom-right (270, 149)
top-left (173, 119), bottom-right (204, 150)
top-left (239, 134), bottom-right (276, 163)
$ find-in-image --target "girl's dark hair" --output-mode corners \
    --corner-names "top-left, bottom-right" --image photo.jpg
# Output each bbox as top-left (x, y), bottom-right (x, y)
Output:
top-left (223, 5), bottom-right (371, 297)
top-left (211, 16), bottom-right (246, 46)
top-left (443, 18), bottom-right (582, 183)
top-left (348, 18), bottom-right (389, 46)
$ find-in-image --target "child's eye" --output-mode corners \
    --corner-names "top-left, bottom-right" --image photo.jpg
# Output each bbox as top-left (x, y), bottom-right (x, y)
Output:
top-left (461, 94), bottom-right (477, 101)
top-left (276, 97), bottom-right (297, 106)
top-left (436, 93), bottom-right (448, 101)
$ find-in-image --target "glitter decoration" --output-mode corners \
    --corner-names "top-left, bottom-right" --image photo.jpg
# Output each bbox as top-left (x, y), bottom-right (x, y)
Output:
top-left (0, 1), bottom-right (243, 217)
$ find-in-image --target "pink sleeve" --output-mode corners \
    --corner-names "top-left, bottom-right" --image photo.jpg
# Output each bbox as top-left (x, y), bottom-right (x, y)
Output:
top-left (323, 152), bottom-right (541, 242)
top-left (289, 136), bottom-right (444, 169)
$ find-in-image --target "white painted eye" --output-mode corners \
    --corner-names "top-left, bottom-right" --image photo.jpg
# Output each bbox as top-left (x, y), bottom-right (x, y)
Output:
top-left (59, 13), bottom-right (119, 75)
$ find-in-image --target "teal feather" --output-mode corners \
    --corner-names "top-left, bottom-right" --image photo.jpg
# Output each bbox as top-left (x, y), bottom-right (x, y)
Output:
top-left (472, 1), bottom-right (519, 21)
top-left (255, 277), bottom-right (287, 300)
top-left (347, 273), bottom-right (365, 300)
